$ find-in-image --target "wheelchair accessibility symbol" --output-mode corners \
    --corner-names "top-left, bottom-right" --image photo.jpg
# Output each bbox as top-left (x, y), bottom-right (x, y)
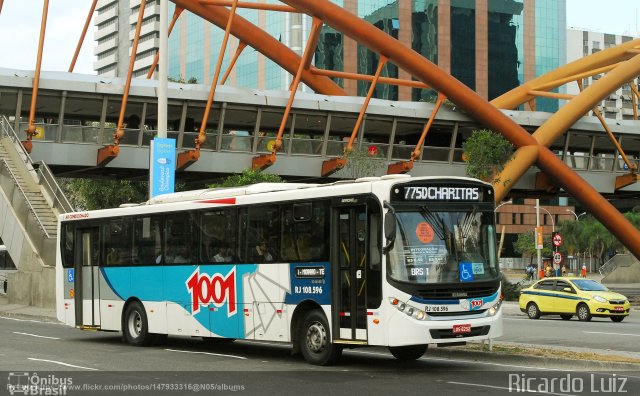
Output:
top-left (459, 262), bottom-right (475, 282)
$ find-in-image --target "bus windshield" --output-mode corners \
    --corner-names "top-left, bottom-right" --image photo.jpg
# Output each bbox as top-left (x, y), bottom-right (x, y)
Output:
top-left (387, 208), bottom-right (499, 284)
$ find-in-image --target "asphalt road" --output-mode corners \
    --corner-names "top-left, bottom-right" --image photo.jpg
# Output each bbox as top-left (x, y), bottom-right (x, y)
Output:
top-left (1, 315), bottom-right (640, 395)
top-left (501, 304), bottom-right (640, 355)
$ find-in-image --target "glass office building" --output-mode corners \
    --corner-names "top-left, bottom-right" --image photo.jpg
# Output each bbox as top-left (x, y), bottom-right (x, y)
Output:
top-left (166, 0), bottom-right (565, 111)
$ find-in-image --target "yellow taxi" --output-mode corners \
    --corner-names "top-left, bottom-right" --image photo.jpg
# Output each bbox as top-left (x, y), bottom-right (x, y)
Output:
top-left (519, 277), bottom-right (630, 322)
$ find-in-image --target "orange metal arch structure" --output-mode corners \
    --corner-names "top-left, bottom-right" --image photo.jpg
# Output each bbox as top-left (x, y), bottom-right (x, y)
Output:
top-left (491, 39), bottom-right (640, 197)
top-left (165, 0), bottom-right (640, 259)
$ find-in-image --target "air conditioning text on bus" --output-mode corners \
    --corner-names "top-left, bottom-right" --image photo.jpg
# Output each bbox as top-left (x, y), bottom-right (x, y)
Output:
top-left (186, 267), bottom-right (237, 317)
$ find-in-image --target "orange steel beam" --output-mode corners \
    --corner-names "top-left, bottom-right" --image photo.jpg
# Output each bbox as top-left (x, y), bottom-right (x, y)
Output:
top-left (630, 80), bottom-right (640, 120)
top-left (311, 67), bottom-right (430, 89)
top-left (177, 0), bottom-right (239, 171)
top-left (200, 0), bottom-right (299, 12)
top-left (387, 92), bottom-right (446, 174)
top-left (527, 90), bottom-right (575, 101)
top-left (24, 0), bottom-right (50, 154)
top-left (69, 0), bottom-right (98, 73)
top-left (322, 55), bottom-right (388, 177)
top-left (253, 17), bottom-right (323, 171)
top-left (97, 0), bottom-right (147, 167)
top-left (0, 0), bottom-right (3, 14)
top-left (147, 7), bottom-right (184, 79)
top-left (221, 42), bottom-right (247, 85)
top-left (591, 106), bottom-right (636, 172)
top-left (492, 38), bottom-right (640, 110)
top-left (532, 63), bottom-right (620, 92)
top-left (274, 0), bottom-right (640, 260)
top-left (171, 0), bottom-right (345, 96)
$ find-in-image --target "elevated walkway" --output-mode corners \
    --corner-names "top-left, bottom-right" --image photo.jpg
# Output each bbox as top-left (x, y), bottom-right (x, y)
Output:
top-left (0, 116), bottom-right (72, 308)
top-left (601, 254), bottom-right (640, 284)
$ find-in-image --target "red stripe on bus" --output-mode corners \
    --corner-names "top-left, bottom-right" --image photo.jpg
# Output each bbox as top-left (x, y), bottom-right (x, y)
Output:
top-left (367, 311), bottom-right (373, 315)
top-left (197, 198), bottom-right (236, 205)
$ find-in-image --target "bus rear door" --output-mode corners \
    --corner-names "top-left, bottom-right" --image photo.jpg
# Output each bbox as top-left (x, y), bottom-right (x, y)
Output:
top-left (333, 205), bottom-right (368, 342)
top-left (74, 227), bottom-right (100, 328)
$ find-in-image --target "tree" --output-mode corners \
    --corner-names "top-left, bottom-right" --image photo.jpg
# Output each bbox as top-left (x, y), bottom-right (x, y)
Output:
top-left (209, 168), bottom-right (283, 188)
top-left (62, 178), bottom-right (148, 210)
top-left (513, 230), bottom-right (553, 262)
top-left (462, 129), bottom-right (514, 185)
top-left (339, 146), bottom-right (385, 179)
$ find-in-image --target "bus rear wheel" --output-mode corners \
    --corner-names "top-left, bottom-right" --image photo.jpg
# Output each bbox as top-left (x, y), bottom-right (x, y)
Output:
top-left (389, 344), bottom-right (428, 361)
top-left (299, 310), bottom-right (342, 366)
top-left (123, 301), bottom-right (153, 346)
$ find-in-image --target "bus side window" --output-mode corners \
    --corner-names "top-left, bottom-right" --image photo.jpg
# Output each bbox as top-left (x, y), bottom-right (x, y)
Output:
top-left (367, 200), bottom-right (383, 309)
top-left (104, 218), bottom-right (132, 265)
top-left (61, 223), bottom-right (75, 268)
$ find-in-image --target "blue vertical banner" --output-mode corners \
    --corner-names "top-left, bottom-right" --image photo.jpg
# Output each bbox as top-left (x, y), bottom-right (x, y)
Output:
top-left (149, 137), bottom-right (176, 198)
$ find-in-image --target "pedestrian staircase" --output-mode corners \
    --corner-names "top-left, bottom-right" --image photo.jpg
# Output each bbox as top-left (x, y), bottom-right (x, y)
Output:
top-left (0, 115), bottom-right (73, 307)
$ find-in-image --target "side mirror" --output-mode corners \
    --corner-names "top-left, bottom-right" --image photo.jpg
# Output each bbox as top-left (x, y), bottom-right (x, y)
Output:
top-left (563, 287), bottom-right (572, 293)
top-left (382, 211), bottom-right (396, 254)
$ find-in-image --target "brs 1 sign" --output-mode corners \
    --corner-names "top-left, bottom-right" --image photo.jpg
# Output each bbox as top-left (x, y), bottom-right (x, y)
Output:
top-left (186, 267), bottom-right (237, 317)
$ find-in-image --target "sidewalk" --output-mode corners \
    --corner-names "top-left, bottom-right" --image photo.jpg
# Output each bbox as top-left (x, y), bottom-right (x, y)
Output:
top-left (0, 294), bottom-right (57, 321)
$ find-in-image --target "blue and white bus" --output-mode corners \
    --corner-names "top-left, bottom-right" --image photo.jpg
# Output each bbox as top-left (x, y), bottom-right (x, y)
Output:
top-left (56, 175), bottom-right (503, 365)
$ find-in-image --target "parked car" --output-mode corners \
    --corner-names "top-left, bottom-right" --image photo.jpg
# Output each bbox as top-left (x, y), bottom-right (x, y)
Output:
top-left (519, 277), bottom-right (630, 322)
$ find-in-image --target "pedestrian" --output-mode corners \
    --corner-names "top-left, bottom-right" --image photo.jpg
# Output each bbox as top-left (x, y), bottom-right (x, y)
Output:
top-left (581, 263), bottom-right (587, 278)
top-left (561, 264), bottom-right (567, 277)
top-left (545, 264), bottom-right (552, 278)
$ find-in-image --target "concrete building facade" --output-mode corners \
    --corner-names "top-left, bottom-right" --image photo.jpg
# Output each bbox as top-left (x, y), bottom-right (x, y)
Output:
top-left (94, 0), bottom-right (160, 78)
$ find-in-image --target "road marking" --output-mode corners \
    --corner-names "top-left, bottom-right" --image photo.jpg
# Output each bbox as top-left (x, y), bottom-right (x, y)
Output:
top-left (584, 331), bottom-right (640, 337)
top-left (27, 358), bottom-right (98, 371)
top-left (164, 348), bottom-right (247, 360)
top-left (0, 316), bottom-right (61, 325)
top-left (349, 349), bottom-right (569, 371)
top-left (13, 331), bottom-right (60, 340)
top-left (447, 380), bottom-right (576, 396)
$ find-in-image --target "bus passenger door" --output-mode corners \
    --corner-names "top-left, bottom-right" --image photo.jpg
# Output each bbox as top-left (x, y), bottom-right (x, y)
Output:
top-left (333, 206), bottom-right (368, 342)
top-left (74, 227), bottom-right (100, 327)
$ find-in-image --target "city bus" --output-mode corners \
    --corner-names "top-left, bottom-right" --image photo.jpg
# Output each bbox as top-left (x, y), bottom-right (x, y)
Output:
top-left (56, 175), bottom-right (503, 365)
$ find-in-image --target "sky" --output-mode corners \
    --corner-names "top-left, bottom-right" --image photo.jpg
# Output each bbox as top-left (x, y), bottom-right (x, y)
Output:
top-left (0, 0), bottom-right (638, 75)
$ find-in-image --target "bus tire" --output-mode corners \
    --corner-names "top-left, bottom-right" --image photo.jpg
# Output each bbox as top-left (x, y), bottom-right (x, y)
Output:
top-left (299, 310), bottom-right (342, 366)
top-left (123, 301), bottom-right (152, 346)
top-left (389, 344), bottom-right (428, 361)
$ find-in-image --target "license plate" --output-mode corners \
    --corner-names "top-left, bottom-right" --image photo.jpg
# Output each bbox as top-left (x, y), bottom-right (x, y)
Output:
top-left (452, 324), bottom-right (471, 334)
top-left (614, 306), bottom-right (624, 312)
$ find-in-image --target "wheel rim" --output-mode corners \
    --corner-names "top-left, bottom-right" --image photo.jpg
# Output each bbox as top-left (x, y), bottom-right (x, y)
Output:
top-left (578, 306), bottom-right (588, 319)
top-left (128, 310), bottom-right (142, 338)
top-left (305, 321), bottom-right (327, 353)
top-left (528, 304), bottom-right (537, 317)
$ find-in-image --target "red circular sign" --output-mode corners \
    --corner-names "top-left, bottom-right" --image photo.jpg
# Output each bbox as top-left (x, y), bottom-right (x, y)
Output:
top-left (552, 233), bottom-right (563, 247)
top-left (416, 222), bottom-right (434, 244)
top-left (368, 145), bottom-right (378, 156)
top-left (553, 251), bottom-right (563, 264)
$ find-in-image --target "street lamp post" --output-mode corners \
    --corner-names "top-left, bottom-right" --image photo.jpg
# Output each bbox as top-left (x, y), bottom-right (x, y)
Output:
top-left (565, 209), bottom-right (586, 222)
top-left (539, 206), bottom-right (555, 233)
top-left (565, 209), bottom-right (586, 273)
top-left (494, 200), bottom-right (512, 260)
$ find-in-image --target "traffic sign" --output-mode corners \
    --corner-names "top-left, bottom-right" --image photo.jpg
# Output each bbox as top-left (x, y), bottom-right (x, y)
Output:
top-left (552, 233), bottom-right (563, 247)
top-left (553, 251), bottom-right (563, 264)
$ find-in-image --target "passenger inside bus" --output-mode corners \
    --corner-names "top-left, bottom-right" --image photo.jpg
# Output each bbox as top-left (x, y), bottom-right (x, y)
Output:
top-left (250, 240), bottom-right (273, 263)
top-left (213, 244), bottom-right (234, 263)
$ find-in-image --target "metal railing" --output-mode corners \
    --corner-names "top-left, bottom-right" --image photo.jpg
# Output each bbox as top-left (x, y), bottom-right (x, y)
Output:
top-left (0, 159), bottom-right (54, 239)
top-left (1, 116), bottom-right (73, 215)
top-left (35, 161), bottom-right (74, 214)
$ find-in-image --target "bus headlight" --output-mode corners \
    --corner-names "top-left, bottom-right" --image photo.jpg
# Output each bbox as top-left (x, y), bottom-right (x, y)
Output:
top-left (389, 297), bottom-right (428, 321)
top-left (487, 298), bottom-right (503, 316)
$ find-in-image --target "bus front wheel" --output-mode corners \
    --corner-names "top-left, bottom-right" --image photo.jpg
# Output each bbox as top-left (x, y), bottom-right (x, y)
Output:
top-left (299, 310), bottom-right (342, 366)
top-left (123, 301), bottom-right (153, 346)
top-left (389, 344), bottom-right (428, 360)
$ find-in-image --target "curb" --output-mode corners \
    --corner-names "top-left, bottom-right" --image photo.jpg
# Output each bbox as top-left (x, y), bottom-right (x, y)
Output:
top-left (426, 344), bottom-right (640, 371)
